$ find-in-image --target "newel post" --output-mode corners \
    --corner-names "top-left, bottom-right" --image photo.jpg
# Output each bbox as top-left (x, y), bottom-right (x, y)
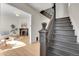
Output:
top-left (39, 22), bottom-right (48, 56)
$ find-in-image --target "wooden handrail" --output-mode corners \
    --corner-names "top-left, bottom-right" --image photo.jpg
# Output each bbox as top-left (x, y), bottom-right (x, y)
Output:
top-left (47, 3), bottom-right (56, 47)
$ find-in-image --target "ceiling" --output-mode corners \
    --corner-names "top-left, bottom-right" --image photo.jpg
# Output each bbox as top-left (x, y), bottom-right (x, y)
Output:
top-left (28, 3), bottom-right (53, 11)
top-left (0, 3), bottom-right (31, 19)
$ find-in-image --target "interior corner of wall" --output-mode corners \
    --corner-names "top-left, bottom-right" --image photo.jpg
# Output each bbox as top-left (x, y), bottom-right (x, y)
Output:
top-left (77, 36), bottom-right (79, 43)
top-left (76, 31), bottom-right (79, 43)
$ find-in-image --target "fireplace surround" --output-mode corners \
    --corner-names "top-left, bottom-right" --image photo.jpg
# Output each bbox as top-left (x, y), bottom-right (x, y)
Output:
top-left (20, 28), bottom-right (28, 36)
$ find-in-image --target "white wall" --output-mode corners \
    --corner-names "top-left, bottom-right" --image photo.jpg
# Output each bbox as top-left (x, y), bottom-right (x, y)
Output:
top-left (9, 3), bottom-right (50, 43)
top-left (68, 3), bottom-right (79, 43)
top-left (28, 3), bottom-right (53, 11)
top-left (56, 3), bottom-right (69, 18)
top-left (0, 16), bottom-right (19, 32)
top-left (0, 4), bottom-right (17, 32)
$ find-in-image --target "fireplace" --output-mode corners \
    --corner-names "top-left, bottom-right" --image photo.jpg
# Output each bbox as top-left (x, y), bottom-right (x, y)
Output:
top-left (20, 28), bottom-right (28, 36)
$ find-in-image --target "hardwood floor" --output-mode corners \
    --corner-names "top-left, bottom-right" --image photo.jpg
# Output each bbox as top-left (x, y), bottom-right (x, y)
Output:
top-left (0, 36), bottom-right (40, 56)
top-left (19, 36), bottom-right (30, 44)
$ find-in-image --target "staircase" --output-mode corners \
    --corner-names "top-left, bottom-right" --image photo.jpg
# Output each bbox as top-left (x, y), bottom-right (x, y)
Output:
top-left (47, 17), bottom-right (79, 56)
top-left (40, 7), bottom-right (54, 19)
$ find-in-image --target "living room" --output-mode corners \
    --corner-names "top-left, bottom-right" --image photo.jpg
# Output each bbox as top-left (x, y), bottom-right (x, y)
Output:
top-left (0, 3), bottom-right (34, 55)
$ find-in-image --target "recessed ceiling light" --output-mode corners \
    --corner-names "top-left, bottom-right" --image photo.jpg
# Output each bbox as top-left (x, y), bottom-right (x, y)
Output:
top-left (15, 13), bottom-right (20, 16)
top-left (14, 11), bottom-right (21, 17)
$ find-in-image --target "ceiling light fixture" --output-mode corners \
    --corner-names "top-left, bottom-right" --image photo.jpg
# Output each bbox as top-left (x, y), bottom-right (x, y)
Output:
top-left (15, 13), bottom-right (20, 16)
